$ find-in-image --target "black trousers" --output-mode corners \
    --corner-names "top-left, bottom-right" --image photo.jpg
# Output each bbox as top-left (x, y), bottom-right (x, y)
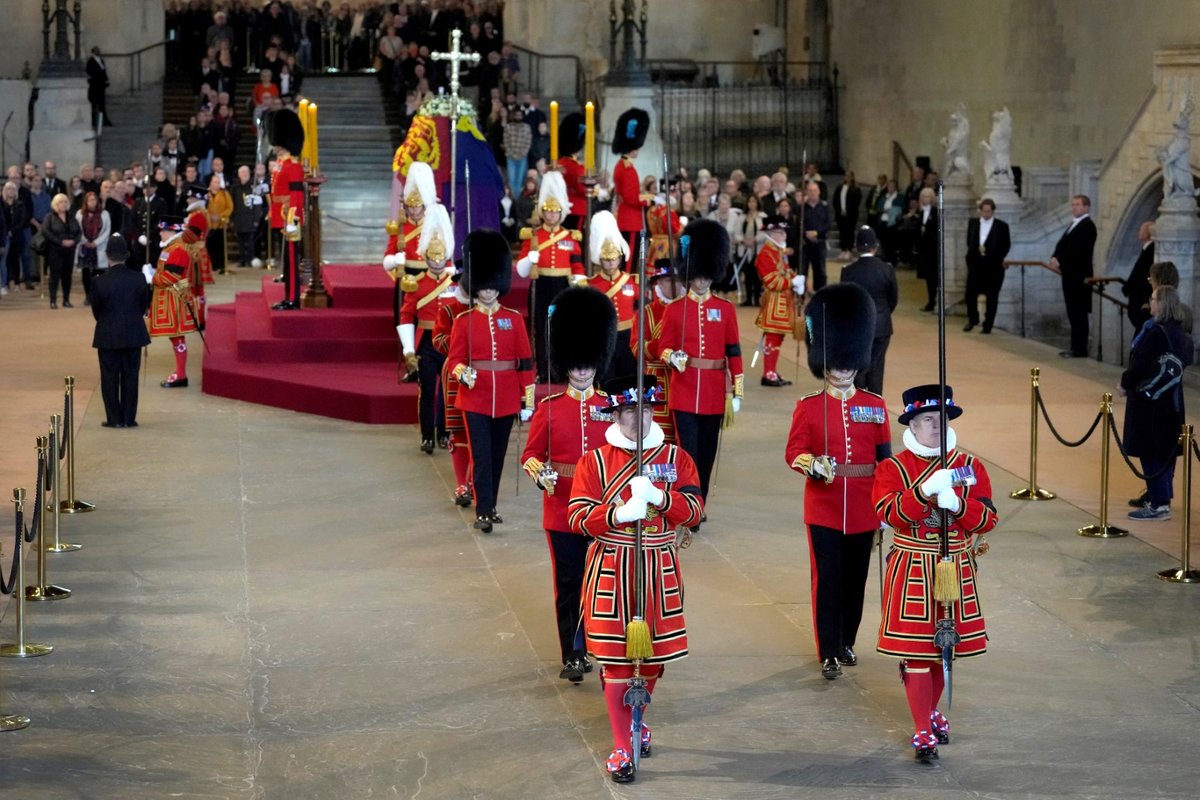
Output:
top-left (207, 229), bottom-right (226, 274)
top-left (97, 347), bottom-right (142, 426)
top-left (530, 275), bottom-right (569, 381)
top-left (277, 230), bottom-right (302, 304)
top-left (236, 229), bottom-right (258, 265)
top-left (853, 335), bottom-right (890, 396)
top-left (673, 410), bottom-right (722, 501)
top-left (416, 331), bottom-right (446, 442)
top-left (807, 524), bottom-right (876, 660)
top-left (465, 411), bottom-right (515, 516)
top-left (546, 528), bottom-right (590, 663)
top-left (47, 250), bottom-right (73, 303)
top-left (1062, 276), bottom-right (1090, 356)
top-left (965, 265), bottom-right (1004, 328)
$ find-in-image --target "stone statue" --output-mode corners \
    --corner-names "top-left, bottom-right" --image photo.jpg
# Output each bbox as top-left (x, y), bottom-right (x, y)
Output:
top-left (941, 103), bottom-right (971, 180)
top-left (1159, 94), bottom-right (1197, 203)
top-left (981, 107), bottom-right (1013, 185)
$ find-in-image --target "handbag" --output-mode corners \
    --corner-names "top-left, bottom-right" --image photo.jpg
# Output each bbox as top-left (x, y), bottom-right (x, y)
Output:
top-left (1136, 328), bottom-right (1184, 400)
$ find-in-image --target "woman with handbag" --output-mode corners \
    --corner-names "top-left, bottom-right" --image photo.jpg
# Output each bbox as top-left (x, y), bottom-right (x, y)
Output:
top-left (43, 193), bottom-right (81, 309)
top-left (75, 191), bottom-right (111, 306)
top-left (1121, 283), bottom-right (1193, 521)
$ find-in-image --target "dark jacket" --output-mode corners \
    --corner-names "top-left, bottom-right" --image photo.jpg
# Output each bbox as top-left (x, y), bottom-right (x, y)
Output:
top-left (915, 206), bottom-right (939, 279)
top-left (91, 264), bottom-right (152, 350)
top-left (43, 210), bottom-right (81, 253)
top-left (840, 254), bottom-right (899, 338)
top-left (1052, 216), bottom-right (1097, 282)
top-left (1120, 319), bottom-right (1191, 460)
top-left (832, 183), bottom-right (862, 221)
top-left (966, 217), bottom-right (1011, 272)
top-left (1122, 242), bottom-right (1154, 330)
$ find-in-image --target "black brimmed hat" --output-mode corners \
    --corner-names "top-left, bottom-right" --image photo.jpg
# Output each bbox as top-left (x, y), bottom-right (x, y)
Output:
top-left (898, 384), bottom-right (963, 426)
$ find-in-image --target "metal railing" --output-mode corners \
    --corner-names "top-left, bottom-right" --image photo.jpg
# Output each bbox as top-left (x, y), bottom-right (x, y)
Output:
top-left (511, 45), bottom-right (588, 108)
top-left (1085, 276), bottom-right (1130, 365)
top-left (1003, 260), bottom-right (1056, 340)
top-left (647, 59), bottom-right (831, 89)
top-left (892, 141), bottom-right (914, 184)
top-left (101, 39), bottom-right (170, 94)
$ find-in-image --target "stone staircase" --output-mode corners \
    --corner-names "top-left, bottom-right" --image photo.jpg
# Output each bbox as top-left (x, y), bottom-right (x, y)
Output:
top-left (97, 82), bottom-right (163, 170)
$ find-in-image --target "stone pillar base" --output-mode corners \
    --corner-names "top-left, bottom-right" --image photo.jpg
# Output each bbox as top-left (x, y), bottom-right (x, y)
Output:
top-left (29, 74), bottom-right (95, 176)
top-left (601, 85), bottom-right (664, 184)
top-left (940, 180), bottom-right (976, 313)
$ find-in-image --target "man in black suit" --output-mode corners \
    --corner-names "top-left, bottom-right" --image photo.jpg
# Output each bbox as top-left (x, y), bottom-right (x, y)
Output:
top-left (1050, 194), bottom-right (1098, 358)
top-left (91, 236), bottom-right (151, 428)
top-left (964, 198), bottom-right (1012, 333)
top-left (132, 182), bottom-right (169, 266)
top-left (915, 187), bottom-right (938, 311)
top-left (832, 171), bottom-right (863, 260)
top-left (840, 227), bottom-right (898, 395)
top-left (1121, 220), bottom-right (1155, 331)
top-left (86, 47), bottom-right (112, 128)
top-left (42, 161), bottom-right (67, 198)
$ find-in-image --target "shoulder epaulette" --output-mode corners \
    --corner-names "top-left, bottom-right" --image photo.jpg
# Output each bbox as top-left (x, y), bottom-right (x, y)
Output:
top-left (541, 391), bottom-right (565, 404)
top-left (570, 230), bottom-right (583, 242)
top-left (519, 227), bottom-right (533, 241)
top-left (402, 282), bottom-right (420, 293)
top-left (799, 390), bottom-right (823, 401)
top-left (858, 388), bottom-right (885, 401)
top-left (595, 390), bottom-right (609, 397)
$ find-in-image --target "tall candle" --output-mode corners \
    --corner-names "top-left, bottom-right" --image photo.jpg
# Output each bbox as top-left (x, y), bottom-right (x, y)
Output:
top-left (549, 100), bottom-right (559, 163)
top-left (308, 103), bottom-right (319, 174)
top-left (298, 99), bottom-right (310, 165)
top-left (584, 101), bottom-right (595, 172)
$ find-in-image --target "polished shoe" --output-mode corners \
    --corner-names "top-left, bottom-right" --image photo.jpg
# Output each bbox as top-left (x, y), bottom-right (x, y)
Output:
top-left (962, 322), bottom-right (975, 332)
top-left (453, 485), bottom-right (473, 507)
top-left (930, 710), bottom-right (950, 744)
top-left (913, 730), bottom-right (939, 762)
top-left (437, 435), bottom-right (450, 449)
top-left (980, 325), bottom-right (992, 334)
top-left (101, 421), bottom-right (124, 428)
top-left (160, 375), bottom-right (189, 388)
top-left (420, 439), bottom-right (434, 454)
top-left (271, 300), bottom-right (299, 311)
top-left (473, 515), bottom-right (493, 533)
top-left (272, 275), bottom-right (284, 283)
top-left (126, 422), bottom-right (139, 428)
top-left (558, 657), bottom-right (586, 683)
top-left (821, 657), bottom-right (842, 679)
top-left (1128, 490), bottom-right (1150, 508)
top-left (761, 373), bottom-right (792, 387)
top-left (62, 300), bottom-right (73, 308)
top-left (839, 646), bottom-right (858, 667)
top-left (606, 749), bottom-right (636, 783)
top-left (582, 656), bottom-right (594, 673)
top-left (640, 722), bottom-right (652, 758)
top-left (487, 512), bottom-right (504, 524)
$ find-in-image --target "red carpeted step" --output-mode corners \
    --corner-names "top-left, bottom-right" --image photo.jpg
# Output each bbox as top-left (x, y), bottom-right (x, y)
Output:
top-left (323, 264), bottom-right (395, 310)
top-left (234, 293), bottom-right (398, 363)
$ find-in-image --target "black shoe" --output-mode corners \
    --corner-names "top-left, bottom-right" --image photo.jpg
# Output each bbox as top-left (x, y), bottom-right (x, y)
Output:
top-left (839, 646), bottom-right (858, 667)
top-left (487, 512), bottom-right (504, 524)
top-left (160, 376), bottom-right (189, 388)
top-left (921, 303), bottom-right (934, 312)
top-left (821, 657), bottom-right (842, 679)
top-left (101, 421), bottom-right (124, 428)
top-left (62, 300), bottom-right (73, 308)
top-left (761, 374), bottom-right (792, 387)
top-left (271, 300), bottom-right (299, 310)
top-left (272, 275), bottom-right (284, 283)
top-left (1129, 490), bottom-right (1150, 508)
top-left (454, 486), bottom-right (473, 507)
top-left (125, 421), bottom-right (139, 428)
top-left (473, 515), bottom-right (493, 533)
top-left (437, 435), bottom-right (450, 449)
top-left (980, 325), bottom-right (992, 334)
top-left (962, 322), bottom-right (975, 332)
top-left (1058, 350), bottom-right (1079, 359)
top-left (49, 301), bottom-right (57, 309)
top-left (582, 657), bottom-right (594, 673)
top-left (420, 439), bottom-right (434, 454)
top-left (559, 657), bottom-right (586, 683)
top-left (915, 745), bottom-right (939, 763)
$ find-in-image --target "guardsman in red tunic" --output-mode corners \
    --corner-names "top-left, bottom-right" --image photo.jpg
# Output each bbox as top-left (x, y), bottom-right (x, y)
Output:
top-left (586, 211), bottom-right (639, 382)
top-left (556, 111), bottom-right (589, 230)
top-left (143, 213), bottom-right (204, 387)
top-left (516, 171), bottom-right (585, 381)
top-left (568, 373), bottom-right (704, 784)
top-left (784, 283), bottom-right (890, 681)
top-left (268, 109), bottom-right (306, 310)
top-left (659, 219), bottom-right (744, 509)
top-left (755, 214), bottom-right (803, 387)
top-left (642, 259), bottom-right (684, 443)
top-left (521, 287), bottom-right (616, 683)
top-left (399, 203), bottom-right (457, 453)
top-left (611, 108), bottom-right (653, 255)
top-left (447, 230), bottom-right (535, 533)
top-left (646, 194), bottom-right (682, 264)
top-left (873, 384), bottom-right (997, 762)
top-left (384, 161), bottom-right (438, 327)
top-left (433, 278), bottom-right (474, 506)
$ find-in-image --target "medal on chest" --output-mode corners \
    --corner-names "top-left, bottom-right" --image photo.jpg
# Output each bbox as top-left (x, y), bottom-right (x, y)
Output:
top-left (496, 317), bottom-right (512, 330)
top-left (643, 463), bottom-right (678, 482)
top-left (849, 405), bottom-right (886, 424)
top-left (706, 307), bottom-right (721, 321)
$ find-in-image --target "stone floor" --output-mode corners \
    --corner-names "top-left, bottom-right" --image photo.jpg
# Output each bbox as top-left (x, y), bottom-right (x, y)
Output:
top-left (1, 265), bottom-right (1199, 799)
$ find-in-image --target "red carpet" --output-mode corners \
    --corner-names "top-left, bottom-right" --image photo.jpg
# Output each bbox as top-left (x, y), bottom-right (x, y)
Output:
top-left (201, 264), bottom-right (532, 424)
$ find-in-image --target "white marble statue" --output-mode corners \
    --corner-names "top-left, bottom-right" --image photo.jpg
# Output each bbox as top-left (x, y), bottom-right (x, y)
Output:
top-left (942, 103), bottom-right (971, 179)
top-left (1159, 94), bottom-right (1197, 203)
top-left (981, 106), bottom-right (1013, 185)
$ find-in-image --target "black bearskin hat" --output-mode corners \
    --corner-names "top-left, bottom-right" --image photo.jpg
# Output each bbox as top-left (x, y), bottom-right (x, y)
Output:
top-left (461, 228), bottom-right (512, 297)
top-left (268, 109), bottom-right (305, 156)
top-left (548, 287), bottom-right (617, 379)
top-left (805, 282), bottom-right (876, 379)
top-left (676, 218), bottom-right (730, 284)
top-left (611, 108), bottom-right (650, 155)
top-left (559, 111), bottom-right (586, 156)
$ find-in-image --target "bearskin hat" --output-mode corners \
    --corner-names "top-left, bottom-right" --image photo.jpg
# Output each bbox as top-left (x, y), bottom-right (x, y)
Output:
top-left (548, 287), bottom-right (617, 380)
top-left (676, 218), bottom-right (730, 284)
top-left (559, 111), bottom-right (586, 156)
top-left (612, 108), bottom-right (650, 155)
top-left (805, 282), bottom-right (876, 379)
top-left (461, 228), bottom-right (512, 297)
top-left (268, 109), bottom-right (305, 157)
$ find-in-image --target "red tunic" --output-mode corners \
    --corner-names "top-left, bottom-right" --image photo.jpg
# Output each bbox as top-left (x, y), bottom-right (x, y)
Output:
top-left (784, 388), bottom-right (891, 532)
top-left (399, 270), bottom-right (456, 331)
top-left (659, 290), bottom-right (745, 414)
top-left (147, 237), bottom-right (196, 337)
top-left (517, 225), bottom-right (585, 279)
top-left (434, 295), bottom-right (471, 435)
top-left (447, 305), bottom-right (535, 417)
top-left (269, 154), bottom-right (305, 229)
top-left (587, 270), bottom-right (639, 337)
top-left (643, 295), bottom-right (678, 442)
top-left (520, 386), bottom-right (611, 531)
top-left (613, 155), bottom-right (647, 234)
top-left (568, 436), bottom-right (704, 664)
top-left (872, 448), bottom-right (998, 660)
top-left (646, 204), bottom-right (681, 263)
top-left (557, 156), bottom-right (588, 221)
top-left (754, 240), bottom-right (795, 335)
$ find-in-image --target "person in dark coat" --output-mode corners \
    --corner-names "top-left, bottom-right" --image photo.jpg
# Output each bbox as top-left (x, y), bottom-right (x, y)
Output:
top-left (839, 227), bottom-right (898, 395)
top-left (914, 187), bottom-right (939, 311)
top-left (91, 235), bottom-right (151, 428)
top-left (963, 198), bottom-right (1012, 333)
top-left (43, 193), bottom-right (81, 308)
top-left (1050, 194), bottom-right (1098, 358)
top-left (1121, 221), bottom-right (1155, 331)
top-left (831, 172), bottom-right (862, 259)
top-left (86, 47), bottom-right (112, 127)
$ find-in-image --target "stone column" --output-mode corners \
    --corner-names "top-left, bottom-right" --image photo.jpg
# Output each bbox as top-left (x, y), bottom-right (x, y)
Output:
top-left (1156, 198), bottom-right (1200, 362)
top-left (29, 70), bottom-right (95, 174)
top-left (941, 175), bottom-right (976, 314)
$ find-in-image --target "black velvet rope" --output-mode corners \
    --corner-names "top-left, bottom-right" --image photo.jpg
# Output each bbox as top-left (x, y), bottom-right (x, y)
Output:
top-left (26, 449), bottom-right (45, 545)
top-left (1035, 387), bottom-right (1105, 448)
top-left (58, 392), bottom-right (70, 461)
top-left (325, 213), bottom-right (383, 231)
top-left (0, 503), bottom-right (22, 596)
top-left (1192, 439), bottom-right (1200, 464)
top-left (1106, 414), bottom-right (1179, 482)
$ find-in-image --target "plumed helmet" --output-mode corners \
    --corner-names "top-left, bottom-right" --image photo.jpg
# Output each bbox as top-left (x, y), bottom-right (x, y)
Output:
top-left (588, 210), bottom-right (628, 265)
top-left (548, 287), bottom-right (617, 380)
top-left (461, 228), bottom-right (512, 297)
top-left (268, 109), bottom-right (305, 157)
top-left (805, 282), bottom-right (876, 379)
top-left (676, 218), bottom-right (730, 283)
top-left (558, 111), bottom-right (586, 156)
top-left (417, 203), bottom-right (454, 263)
top-left (611, 108), bottom-right (650, 155)
top-left (537, 170), bottom-right (571, 214)
top-left (403, 161), bottom-right (438, 211)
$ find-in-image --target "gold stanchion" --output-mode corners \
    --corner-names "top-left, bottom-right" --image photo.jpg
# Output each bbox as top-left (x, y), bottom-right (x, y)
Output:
top-left (45, 416), bottom-right (81, 554)
top-left (1159, 424), bottom-right (1200, 583)
top-left (27, 436), bottom-right (70, 601)
top-left (1011, 367), bottom-right (1056, 500)
top-left (0, 488), bottom-right (54, 659)
top-left (1078, 393), bottom-right (1129, 538)
top-left (59, 376), bottom-right (94, 514)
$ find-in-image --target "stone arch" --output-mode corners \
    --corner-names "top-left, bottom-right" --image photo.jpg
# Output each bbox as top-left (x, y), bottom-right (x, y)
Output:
top-left (1105, 171), bottom-right (1163, 275)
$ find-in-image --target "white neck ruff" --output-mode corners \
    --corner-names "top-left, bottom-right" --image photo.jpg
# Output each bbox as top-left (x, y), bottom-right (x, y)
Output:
top-left (606, 421), bottom-right (665, 450)
top-left (904, 426), bottom-right (956, 458)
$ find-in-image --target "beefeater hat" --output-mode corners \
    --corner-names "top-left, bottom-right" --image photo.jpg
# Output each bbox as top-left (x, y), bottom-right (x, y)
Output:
top-left (588, 210), bottom-right (629, 265)
top-left (611, 108), bottom-right (650, 155)
top-left (805, 282), bottom-right (876, 379)
top-left (676, 218), bottom-right (730, 284)
top-left (548, 287), bottom-right (617, 380)
top-left (461, 228), bottom-right (512, 297)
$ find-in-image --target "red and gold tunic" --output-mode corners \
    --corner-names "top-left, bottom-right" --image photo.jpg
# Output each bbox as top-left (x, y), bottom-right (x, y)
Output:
top-left (187, 241), bottom-right (215, 329)
top-left (646, 204), bottom-right (681, 263)
top-left (447, 304), bottom-right (535, 417)
top-left (568, 433), bottom-right (704, 664)
top-left (784, 388), bottom-right (891, 533)
top-left (147, 236), bottom-right (196, 337)
top-left (754, 240), bottom-right (795, 335)
top-left (588, 269), bottom-right (639, 336)
top-left (521, 386), bottom-right (611, 531)
top-left (518, 225), bottom-right (585, 280)
top-left (613, 155), bottom-right (647, 236)
top-left (269, 154), bottom-right (305, 229)
top-left (434, 294), bottom-right (471, 434)
top-left (557, 155), bottom-right (589, 222)
top-left (873, 448), bottom-right (998, 660)
top-left (399, 270), bottom-right (456, 333)
top-left (643, 294), bottom-right (678, 442)
top-left (659, 290), bottom-right (745, 415)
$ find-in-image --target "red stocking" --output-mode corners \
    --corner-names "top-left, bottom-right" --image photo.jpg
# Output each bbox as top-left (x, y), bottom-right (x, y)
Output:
top-left (763, 332), bottom-right (784, 377)
top-left (901, 660), bottom-right (936, 735)
top-left (170, 336), bottom-right (188, 379)
top-left (601, 665), bottom-right (635, 752)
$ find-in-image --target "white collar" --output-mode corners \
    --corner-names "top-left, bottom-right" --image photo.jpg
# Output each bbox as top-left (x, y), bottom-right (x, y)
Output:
top-left (903, 426), bottom-right (957, 458)
top-left (1072, 213), bottom-right (1090, 223)
top-left (605, 421), bottom-right (665, 450)
top-left (453, 285), bottom-right (469, 304)
top-left (765, 236), bottom-right (787, 251)
top-left (654, 284), bottom-right (680, 304)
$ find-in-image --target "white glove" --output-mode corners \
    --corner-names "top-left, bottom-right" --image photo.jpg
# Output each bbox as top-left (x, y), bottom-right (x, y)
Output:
top-left (519, 407), bottom-right (533, 423)
top-left (810, 456), bottom-right (834, 482)
top-left (249, 194), bottom-right (263, 206)
top-left (515, 256), bottom-right (533, 278)
top-left (142, 264), bottom-right (155, 284)
top-left (668, 350), bottom-right (688, 372)
top-left (285, 223), bottom-right (299, 235)
top-left (527, 249), bottom-right (540, 265)
top-left (920, 468), bottom-right (955, 498)
top-left (791, 275), bottom-right (806, 295)
top-left (138, 234), bottom-right (148, 246)
top-left (936, 489), bottom-right (962, 514)
top-left (443, 263), bottom-right (457, 277)
top-left (383, 254), bottom-right (398, 272)
top-left (678, 215), bottom-right (688, 226)
top-left (629, 476), bottom-right (665, 506)
top-left (398, 323), bottom-right (415, 354)
top-left (536, 468), bottom-right (559, 492)
top-left (731, 397), bottom-right (741, 413)
top-left (613, 497), bottom-right (649, 524)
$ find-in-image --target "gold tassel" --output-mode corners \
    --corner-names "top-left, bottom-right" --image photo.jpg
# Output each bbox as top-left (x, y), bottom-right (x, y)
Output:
top-left (625, 618), bottom-right (654, 661)
top-left (933, 558), bottom-right (960, 603)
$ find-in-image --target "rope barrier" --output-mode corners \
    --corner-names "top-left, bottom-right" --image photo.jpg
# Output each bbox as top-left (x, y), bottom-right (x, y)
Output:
top-left (57, 391), bottom-right (69, 461)
top-left (324, 212), bottom-right (385, 231)
top-left (1106, 414), bottom-right (1180, 482)
top-left (1192, 438), bottom-right (1200, 464)
top-left (1035, 387), bottom-right (1104, 448)
top-left (0, 496), bottom-right (22, 596)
